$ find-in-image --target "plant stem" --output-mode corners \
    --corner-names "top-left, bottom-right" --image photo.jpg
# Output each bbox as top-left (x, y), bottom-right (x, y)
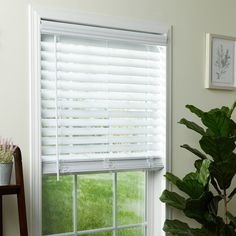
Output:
top-left (223, 189), bottom-right (228, 224)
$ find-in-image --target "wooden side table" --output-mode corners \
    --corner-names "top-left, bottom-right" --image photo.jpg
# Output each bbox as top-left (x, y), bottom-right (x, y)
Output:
top-left (0, 147), bottom-right (28, 236)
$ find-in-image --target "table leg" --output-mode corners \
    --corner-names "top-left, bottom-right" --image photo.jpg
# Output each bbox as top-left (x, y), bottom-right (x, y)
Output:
top-left (0, 196), bottom-right (3, 236)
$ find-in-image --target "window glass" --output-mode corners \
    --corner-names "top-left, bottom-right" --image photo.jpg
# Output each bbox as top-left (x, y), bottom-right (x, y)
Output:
top-left (117, 172), bottom-right (145, 225)
top-left (42, 172), bottom-right (146, 235)
top-left (78, 173), bottom-right (113, 230)
top-left (42, 175), bottom-right (73, 234)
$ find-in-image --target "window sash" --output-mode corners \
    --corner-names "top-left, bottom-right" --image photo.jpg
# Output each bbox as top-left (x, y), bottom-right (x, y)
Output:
top-left (42, 172), bottom-right (147, 236)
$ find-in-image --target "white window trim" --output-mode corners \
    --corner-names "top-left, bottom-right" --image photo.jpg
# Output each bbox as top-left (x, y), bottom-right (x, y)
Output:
top-left (29, 4), bottom-right (172, 236)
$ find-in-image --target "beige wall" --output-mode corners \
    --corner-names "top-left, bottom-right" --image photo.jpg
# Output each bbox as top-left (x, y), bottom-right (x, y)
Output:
top-left (0, 0), bottom-right (236, 235)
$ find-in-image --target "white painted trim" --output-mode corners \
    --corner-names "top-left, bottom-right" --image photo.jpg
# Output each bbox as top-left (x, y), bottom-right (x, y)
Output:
top-left (29, 5), bottom-right (42, 236)
top-left (29, 3), bottom-right (169, 35)
top-left (165, 27), bottom-right (173, 222)
top-left (113, 173), bottom-right (118, 236)
top-left (43, 223), bottom-right (147, 236)
top-left (29, 4), bottom-right (172, 236)
top-left (73, 175), bottom-right (78, 234)
top-left (146, 171), bottom-right (154, 236)
top-left (149, 27), bottom-right (173, 236)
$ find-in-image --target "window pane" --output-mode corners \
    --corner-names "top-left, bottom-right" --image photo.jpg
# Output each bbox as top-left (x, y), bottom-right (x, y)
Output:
top-left (78, 173), bottom-right (113, 231)
top-left (118, 227), bottom-right (144, 236)
top-left (42, 175), bottom-right (73, 234)
top-left (117, 172), bottom-right (145, 225)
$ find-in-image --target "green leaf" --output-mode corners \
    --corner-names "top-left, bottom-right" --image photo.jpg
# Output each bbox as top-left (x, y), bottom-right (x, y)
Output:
top-left (210, 160), bottom-right (236, 190)
top-left (229, 187), bottom-right (236, 199)
top-left (221, 106), bottom-right (231, 116)
top-left (199, 136), bottom-right (217, 160)
top-left (201, 111), bottom-right (231, 137)
top-left (219, 223), bottom-right (236, 236)
top-left (181, 179), bottom-right (205, 199)
top-left (181, 173), bottom-right (205, 199)
top-left (179, 118), bottom-right (206, 135)
top-left (208, 196), bottom-right (222, 216)
top-left (160, 190), bottom-right (186, 210)
top-left (164, 220), bottom-right (217, 236)
top-left (165, 172), bottom-right (205, 199)
top-left (194, 159), bottom-right (203, 172)
top-left (165, 172), bottom-right (181, 186)
top-left (181, 144), bottom-right (207, 160)
top-left (184, 192), bottom-right (214, 224)
top-left (192, 228), bottom-right (217, 236)
top-left (199, 136), bottom-right (235, 162)
top-left (186, 105), bottom-right (204, 118)
top-left (198, 159), bottom-right (211, 187)
top-left (228, 100), bottom-right (236, 118)
top-left (163, 219), bottom-right (195, 236)
top-left (226, 212), bottom-right (236, 228)
top-left (230, 121), bottom-right (236, 138)
top-left (183, 172), bottom-right (198, 181)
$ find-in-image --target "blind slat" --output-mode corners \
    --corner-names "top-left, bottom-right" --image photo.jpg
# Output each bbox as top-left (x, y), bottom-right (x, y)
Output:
top-left (41, 100), bottom-right (158, 110)
top-left (41, 71), bottom-right (162, 85)
top-left (41, 118), bottom-right (157, 127)
top-left (41, 80), bottom-right (158, 94)
top-left (41, 109), bottom-right (157, 119)
top-left (42, 135), bottom-right (157, 145)
top-left (41, 61), bottom-right (161, 77)
top-left (41, 42), bottom-right (164, 59)
top-left (42, 151), bottom-right (160, 161)
top-left (42, 127), bottom-right (157, 136)
top-left (41, 51), bottom-right (161, 69)
top-left (42, 143), bottom-right (157, 155)
top-left (41, 89), bottom-right (159, 102)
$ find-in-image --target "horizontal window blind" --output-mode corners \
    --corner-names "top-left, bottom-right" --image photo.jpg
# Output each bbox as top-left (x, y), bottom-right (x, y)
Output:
top-left (40, 20), bottom-right (167, 175)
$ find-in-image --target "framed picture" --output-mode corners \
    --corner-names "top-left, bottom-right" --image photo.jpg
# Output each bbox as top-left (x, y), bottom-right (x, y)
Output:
top-left (205, 33), bottom-right (236, 90)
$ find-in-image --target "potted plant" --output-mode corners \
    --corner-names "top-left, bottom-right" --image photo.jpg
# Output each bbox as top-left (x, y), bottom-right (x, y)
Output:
top-left (0, 138), bottom-right (16, 185)
top-left (160, 101), bottom-right (236, 235)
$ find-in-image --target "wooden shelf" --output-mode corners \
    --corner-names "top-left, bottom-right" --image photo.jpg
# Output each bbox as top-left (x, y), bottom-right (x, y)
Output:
top-left (0, 147), bottom-right (28, 236)
top-left (0, 185), bottom-right (20, 195)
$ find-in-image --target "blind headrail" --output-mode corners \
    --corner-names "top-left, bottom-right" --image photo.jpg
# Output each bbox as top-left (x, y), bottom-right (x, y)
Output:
top-left (41, 20), bottom-right (168, 45)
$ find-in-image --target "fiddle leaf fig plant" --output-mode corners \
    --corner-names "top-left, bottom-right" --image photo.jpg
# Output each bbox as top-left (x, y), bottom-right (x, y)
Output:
top-left (160, 101), bottom-right (236, 236)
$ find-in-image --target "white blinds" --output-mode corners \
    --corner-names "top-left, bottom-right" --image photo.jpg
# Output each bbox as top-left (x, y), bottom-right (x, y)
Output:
top-left (40, 20), bottom-right (167, 175)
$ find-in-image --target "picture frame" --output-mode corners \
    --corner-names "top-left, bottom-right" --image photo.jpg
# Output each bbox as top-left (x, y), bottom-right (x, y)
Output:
top-left (205, 33), bottom-right (236, 90)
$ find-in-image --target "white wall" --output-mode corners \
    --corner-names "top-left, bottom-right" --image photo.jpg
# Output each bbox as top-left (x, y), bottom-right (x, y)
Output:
top-left (0, 0), bottom-right (236, 235)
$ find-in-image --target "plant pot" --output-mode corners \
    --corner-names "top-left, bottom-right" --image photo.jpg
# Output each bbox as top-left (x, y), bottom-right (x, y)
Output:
top-left (0, 163), bottom-right (13, 185)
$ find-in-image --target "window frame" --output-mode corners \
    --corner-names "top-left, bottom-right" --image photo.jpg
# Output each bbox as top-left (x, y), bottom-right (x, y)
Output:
top-left (29, 4), bottom-right (172, 236)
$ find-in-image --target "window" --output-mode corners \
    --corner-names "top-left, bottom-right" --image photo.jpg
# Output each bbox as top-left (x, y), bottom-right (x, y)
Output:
top-left (36, 18), bottom-right (168, 236)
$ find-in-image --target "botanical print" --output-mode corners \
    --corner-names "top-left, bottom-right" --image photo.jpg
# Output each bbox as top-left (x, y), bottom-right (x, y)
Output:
top-left (214, 44), bottom-right (231, 80)
top-left (212, 38), bottom-right (234, 85)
